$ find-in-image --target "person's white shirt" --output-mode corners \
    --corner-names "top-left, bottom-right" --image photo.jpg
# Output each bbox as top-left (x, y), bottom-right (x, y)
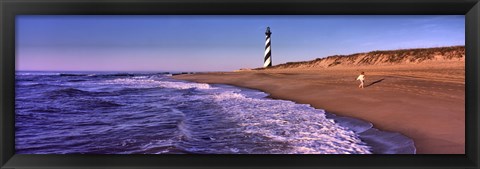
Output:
top-left (356, 74), bottom-right (365, 81)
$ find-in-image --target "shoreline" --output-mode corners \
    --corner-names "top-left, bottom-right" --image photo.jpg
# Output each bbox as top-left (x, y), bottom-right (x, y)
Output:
top-left (260, 84), bottom-right (417, 154)
top-left (218, 83), bottom-right (417, 154)
top-left (182, 81), bottom-right (416, 154)
top-left (173, 65), bottom-right (465, 154)
top-left (323, 111), bottom-right (415, 154)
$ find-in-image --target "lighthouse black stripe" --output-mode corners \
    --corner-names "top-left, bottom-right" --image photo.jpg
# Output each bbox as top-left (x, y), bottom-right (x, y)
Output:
top-left (264, 49), bottom-right (271, 58)
top-left (265, 41), bottom-right (271, 49)
top-left (264, 51), bottom-right (271, 61)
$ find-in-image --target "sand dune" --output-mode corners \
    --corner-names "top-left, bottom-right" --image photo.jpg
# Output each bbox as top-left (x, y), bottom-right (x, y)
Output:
top-left (265, 46), bottom-right (464, 69)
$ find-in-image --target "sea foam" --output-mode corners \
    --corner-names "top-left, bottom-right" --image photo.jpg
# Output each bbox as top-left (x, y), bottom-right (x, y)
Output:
top-left (206, 86), bottom-right (372, 154)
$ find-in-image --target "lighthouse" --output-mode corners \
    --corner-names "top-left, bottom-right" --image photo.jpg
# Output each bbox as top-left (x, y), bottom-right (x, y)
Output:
top-left (264, 27), bottom-right (272, 68)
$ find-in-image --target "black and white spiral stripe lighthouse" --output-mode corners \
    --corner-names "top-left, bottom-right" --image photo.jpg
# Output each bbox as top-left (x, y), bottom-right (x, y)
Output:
top-left (264, 27), bottom-right (272, 68)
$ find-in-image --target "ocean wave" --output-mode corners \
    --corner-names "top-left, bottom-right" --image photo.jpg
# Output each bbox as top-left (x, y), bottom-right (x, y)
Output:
top-left (67, 79), bottom-right (88, 82)
top-left (45, 88), bottom-right (113, 98)
top-left (79, 99), bottom-right (123, 108)
top-left (60, 73), bottom-right (136, 77)
top-left (30, 107), bottom-right (62, 113)
top-left (16, 82), bottom-right (41, 86)
top-left (16, 72), bottom-right (60, 76)
top-left (217, 90), bottom-right (371, 154)
top-left (59, 73), bottom-right (88, 77)
top-left (47, 88), bottom-right (90, 96)
top-left (103, 78), bottom-right (213, 90)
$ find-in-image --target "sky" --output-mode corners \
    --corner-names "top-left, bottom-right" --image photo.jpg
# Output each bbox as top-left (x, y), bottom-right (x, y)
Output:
top-left (16, 15), bottom-right (465, 72)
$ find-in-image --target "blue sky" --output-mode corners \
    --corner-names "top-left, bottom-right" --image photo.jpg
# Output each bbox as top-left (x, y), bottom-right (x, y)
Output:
top-left (17, 15), bottom-right (464, 72)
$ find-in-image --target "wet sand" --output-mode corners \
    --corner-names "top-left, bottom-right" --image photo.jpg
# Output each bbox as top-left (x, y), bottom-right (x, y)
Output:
top-left (173, 63), bottom-right (465, 154)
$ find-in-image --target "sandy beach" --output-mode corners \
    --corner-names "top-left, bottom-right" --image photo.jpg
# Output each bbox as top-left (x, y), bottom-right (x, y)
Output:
top-left (173, 63), bottom-right (465, 154)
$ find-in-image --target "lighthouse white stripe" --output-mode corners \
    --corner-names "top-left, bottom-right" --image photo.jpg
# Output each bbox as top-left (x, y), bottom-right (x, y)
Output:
top-left (264, 46), bottom-right (271, 57)
top-left (265, 37), bottom-right (270, 45)
top-left (264, 57), bottom-right (271, 67)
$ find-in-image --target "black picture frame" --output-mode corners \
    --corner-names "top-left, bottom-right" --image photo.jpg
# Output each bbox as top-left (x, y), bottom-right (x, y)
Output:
top-left (1, 0), bottom-right (479, 168)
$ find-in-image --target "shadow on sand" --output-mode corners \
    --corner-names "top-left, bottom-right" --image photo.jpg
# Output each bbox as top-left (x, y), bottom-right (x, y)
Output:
top-left (365, 78), bottom-right (385, 88)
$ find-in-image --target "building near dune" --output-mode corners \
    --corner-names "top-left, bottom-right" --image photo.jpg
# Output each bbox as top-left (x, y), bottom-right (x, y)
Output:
top-left (264, 27), bottom-right (272, 68)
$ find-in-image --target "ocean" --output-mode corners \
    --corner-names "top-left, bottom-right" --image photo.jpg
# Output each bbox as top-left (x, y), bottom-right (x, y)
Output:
top-left (15, 71), bottom-right (393, 154)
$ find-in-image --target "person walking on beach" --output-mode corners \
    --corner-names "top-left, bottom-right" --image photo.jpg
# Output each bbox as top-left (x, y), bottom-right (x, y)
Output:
top-left (356, 72), bottom-right (365, 88)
